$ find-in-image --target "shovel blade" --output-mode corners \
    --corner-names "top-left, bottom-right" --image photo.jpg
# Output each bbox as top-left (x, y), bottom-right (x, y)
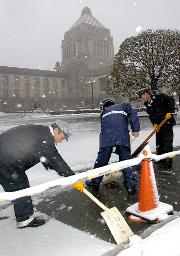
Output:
top-left (101, 207), bottom-right (133, 245)
top-left (102, 171), bottom-right (122, 184)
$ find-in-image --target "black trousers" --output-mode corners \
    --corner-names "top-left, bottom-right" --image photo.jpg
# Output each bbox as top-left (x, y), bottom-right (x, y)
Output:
top-left (0, 171), bottom-right (34, 222)
top-left (156, 125), bottom-right (174, 154)
top-left (156, 125), bottom-right (174, 166)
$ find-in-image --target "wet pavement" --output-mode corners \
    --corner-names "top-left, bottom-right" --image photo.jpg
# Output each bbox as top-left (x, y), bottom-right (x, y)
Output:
top-left (0, 112), bottom-right (180, 244)
top-left (37, 151), bottom-right (180, 244)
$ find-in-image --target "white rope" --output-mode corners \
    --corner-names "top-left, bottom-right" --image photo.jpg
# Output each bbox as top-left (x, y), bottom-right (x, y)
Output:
top-left (0, 155), bottom-right (143, 201)
top-left (152, 150), bottom-right (180, 161)
top-left (1, 148), bottom-right (180, 202)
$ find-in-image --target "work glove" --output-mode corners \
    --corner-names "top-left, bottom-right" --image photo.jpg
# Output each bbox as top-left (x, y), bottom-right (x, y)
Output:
top-left (165, 113), bottom-right (172, 120)
top-left (73, 181), bottom-right (84, 192)
top-left (153, 124), bottom-right (160, 132)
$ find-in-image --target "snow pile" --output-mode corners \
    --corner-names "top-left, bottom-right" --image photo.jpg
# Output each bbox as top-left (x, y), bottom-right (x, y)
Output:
top-left (118, 217), bottom-right (180, 256)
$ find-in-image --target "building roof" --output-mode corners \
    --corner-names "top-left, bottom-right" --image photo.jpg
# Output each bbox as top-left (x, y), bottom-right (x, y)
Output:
top-left (70, 7), bottom-right (105, 30)
top-left (0, 66), bottom-right (65, 78)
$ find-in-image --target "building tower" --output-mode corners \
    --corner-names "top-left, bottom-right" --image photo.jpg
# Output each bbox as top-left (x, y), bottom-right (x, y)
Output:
top-left (61, 7), bottom-right (114, 107)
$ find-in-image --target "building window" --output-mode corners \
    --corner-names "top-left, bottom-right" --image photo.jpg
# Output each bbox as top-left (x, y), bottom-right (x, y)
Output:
top-left (44, 78), bottom-right (49, 93)
top-left (53, 78), bottom-right (57, 90)
top-left (3, 76), bottom-right (8, 86)
top-left (14, 76), bottom-right (20, 87)
top-left (14, 89), bottom-right (20, 98)
top-left (61, 80), bottom-right (66, 98)
top-left (24, 76), bottom-right (30, 86)
top-left (34, 89), bottom-right (40, 98)
top-left (93, 42), bottom-right (97, 55)
top-left (3, 89), bottom-right (8, 98)
top-left (34, 78), bottom-right (40, 88)
top-left (73, 44), bottom-right (76, 56)
top-left (52, 79), bottom-right (58, 99)
top-left (25, 88), bottom-right (30, 98)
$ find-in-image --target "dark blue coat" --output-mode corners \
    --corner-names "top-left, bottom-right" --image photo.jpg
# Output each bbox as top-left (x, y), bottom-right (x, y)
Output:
top-left (99, 103), bottom-right (140, 148)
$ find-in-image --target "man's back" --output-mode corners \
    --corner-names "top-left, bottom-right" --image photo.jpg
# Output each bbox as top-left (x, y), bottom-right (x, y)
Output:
top-left (100, 103), bottom-right (140, 148)
top-left (0, 124), bottom-right (54, 171)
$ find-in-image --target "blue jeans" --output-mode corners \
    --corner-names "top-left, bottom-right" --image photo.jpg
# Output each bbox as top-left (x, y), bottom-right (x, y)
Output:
top-left (92, 145), bottom-right (137, 192)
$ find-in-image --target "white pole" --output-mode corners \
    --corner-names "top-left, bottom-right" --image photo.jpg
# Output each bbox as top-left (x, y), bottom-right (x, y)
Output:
top-left (1, 148), bottom-right (180, 202)
top-left (0, 155), bottom-right (143, 201)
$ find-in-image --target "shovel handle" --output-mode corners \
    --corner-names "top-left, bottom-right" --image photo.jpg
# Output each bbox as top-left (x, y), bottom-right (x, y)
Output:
top-left (132, 117), bottom-right (168, 158)
top-left (83, 188), bottom-right (109, 212)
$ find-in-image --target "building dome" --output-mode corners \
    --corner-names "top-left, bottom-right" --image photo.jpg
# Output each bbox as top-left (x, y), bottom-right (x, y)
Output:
top-left (81, 7), bottom-right (92, 16)
top-left (70, 6), bottom-right (105, 30)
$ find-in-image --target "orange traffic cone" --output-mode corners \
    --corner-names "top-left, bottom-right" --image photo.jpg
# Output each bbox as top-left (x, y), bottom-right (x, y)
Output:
top-left (138, 149), bottom-right (159, 212)
top-left (126, 145), bottom-right (173, 222)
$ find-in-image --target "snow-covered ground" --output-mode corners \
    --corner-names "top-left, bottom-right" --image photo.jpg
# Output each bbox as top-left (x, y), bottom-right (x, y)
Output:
top-left (0, 112), bottom-right (180, 256)
top-left (117, 216), bottom-right (180, 256)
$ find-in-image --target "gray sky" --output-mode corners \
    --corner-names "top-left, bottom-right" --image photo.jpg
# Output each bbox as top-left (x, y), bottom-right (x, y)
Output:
top-left (0, 0), bottom-right (179, 70)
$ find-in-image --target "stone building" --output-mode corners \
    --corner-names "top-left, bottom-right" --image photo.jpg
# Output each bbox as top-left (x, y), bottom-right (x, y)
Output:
top-left (0, 66), bottom-right (66, 112)
top-left (59, 6), bottom-right (114, 107)
top-left (0, 7), bottom-right (114, 112)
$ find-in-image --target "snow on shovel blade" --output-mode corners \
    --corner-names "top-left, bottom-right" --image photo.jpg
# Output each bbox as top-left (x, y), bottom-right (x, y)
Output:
top-left (83, 188), bottom-right (133, 245)
top-left (102, 171), bottom-right (122, 184)
top-left (101, 207), bottom-right (133, 245)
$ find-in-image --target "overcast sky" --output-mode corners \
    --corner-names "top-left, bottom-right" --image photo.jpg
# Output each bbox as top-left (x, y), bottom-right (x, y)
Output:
top-left (0, 0), bottom-right (179, 70)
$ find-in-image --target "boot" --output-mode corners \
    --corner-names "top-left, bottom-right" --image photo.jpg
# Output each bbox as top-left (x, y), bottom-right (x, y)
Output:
top-left (18, 217), bottom-right (46, 228)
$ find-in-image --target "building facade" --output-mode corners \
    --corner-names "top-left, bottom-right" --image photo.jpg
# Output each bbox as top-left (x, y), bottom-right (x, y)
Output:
top-left (0, 66), bottom-right (67, 112)
top-left (0, 7), bottom-right (114, 112)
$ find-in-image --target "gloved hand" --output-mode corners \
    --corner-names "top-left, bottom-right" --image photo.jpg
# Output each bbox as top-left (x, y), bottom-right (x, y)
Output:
top-left (165, 113), bottom-right (172, 120)
top-left (153, 124), bottom-right (160, 132)
top-left (73, 181), bottom-right (84, 192)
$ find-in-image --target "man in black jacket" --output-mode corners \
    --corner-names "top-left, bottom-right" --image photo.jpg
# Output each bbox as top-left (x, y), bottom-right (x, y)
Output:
top-left (0, 121), bottom-right (75, 228)
top-left (137, 89), bottom-right (176, 168)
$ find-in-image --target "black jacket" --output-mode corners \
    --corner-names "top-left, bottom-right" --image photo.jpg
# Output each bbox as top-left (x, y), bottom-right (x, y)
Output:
top-left (144, 93), bottom-right (176, 126)
top-left (0, 124), bottom-right (74, 181)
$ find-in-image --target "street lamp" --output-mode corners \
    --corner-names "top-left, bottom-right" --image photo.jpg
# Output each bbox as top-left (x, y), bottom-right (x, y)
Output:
top-left (88, 79), bottom-right (96, 112)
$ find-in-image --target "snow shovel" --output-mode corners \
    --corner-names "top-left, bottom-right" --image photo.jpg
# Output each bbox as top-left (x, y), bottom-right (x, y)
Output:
top-left (73, 182), bottom-right (134, 245)
top-left (131, 117), bottom-right (169, 158)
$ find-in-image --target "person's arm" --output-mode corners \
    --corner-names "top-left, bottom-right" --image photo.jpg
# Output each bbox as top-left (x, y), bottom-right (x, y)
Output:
top-left (125, 103), bottom-right (140, 133)
top-left (41, 143), bottom-right (75, 177)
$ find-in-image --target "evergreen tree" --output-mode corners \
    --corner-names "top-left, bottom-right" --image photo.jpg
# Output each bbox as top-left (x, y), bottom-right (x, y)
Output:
top-left (108, 29), bottom-right (180, 100)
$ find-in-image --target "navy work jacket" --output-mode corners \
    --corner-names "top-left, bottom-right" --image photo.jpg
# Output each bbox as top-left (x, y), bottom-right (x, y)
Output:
top-left (99, 103), bottom-right (140, 148)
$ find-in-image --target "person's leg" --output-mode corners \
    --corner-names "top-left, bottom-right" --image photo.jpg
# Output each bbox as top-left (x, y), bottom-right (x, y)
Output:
top-left (1, 171), bottom-right (35, 226)
top-left (158, 126), bottom-right (174, 168)
top-left (116, 145), bottom-right (137, 193)
top-left (156, 131), bottom-right (160, 155)
top-left (86, 147), bottom-right (112, 189)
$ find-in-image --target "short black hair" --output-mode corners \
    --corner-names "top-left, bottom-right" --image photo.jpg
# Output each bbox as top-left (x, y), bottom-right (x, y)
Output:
top-left (100, 98), bottom-right (116, 110)
top-left (136, 88), bottom-right (151, 98)
top-left (51, 123), bottom-right (61, 132)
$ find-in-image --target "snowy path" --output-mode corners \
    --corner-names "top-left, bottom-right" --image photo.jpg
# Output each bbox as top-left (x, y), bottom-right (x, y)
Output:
top-left (0, 206), bottom-right (115, 256)
top-left (0, 112), bottom-right (180, 256)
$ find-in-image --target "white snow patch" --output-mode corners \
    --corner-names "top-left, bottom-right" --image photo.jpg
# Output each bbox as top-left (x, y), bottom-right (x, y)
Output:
top-left (0, 206), bottom-right (115, 256)
top-left (135, 26), bottom-right (142, 33)
top-left (117, 217), bottom-right (180, 256)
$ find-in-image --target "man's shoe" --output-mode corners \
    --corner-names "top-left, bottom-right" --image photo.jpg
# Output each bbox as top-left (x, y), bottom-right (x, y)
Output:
top-left (18, 217), bottom-right (46, 228)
